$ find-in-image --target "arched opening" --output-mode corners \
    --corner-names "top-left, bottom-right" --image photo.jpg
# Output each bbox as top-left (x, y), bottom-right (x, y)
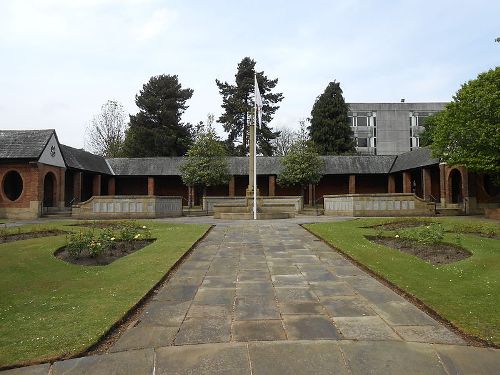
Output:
top-left (43, 172), bottom-right (56, 207)
top-left (449, 169), bottom-right (462, 204)
top-left (3, 170), bottom-right (23, 201)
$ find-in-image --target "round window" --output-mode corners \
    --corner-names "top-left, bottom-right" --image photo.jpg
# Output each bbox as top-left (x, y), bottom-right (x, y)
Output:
top-left (3, 171), bottom-right (23, 201)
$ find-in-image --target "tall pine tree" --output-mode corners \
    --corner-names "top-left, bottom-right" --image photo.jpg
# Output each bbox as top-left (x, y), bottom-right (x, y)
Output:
top-left (216, 57), bottom-right (283, 156)
top-left (309, 81), bottom-right (355, 155)
top-left (123, 74), bottom-right (194, 157)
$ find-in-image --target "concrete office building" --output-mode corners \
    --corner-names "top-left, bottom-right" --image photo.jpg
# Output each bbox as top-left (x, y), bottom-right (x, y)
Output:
top-left (347, 102), bottom-right (447, 155)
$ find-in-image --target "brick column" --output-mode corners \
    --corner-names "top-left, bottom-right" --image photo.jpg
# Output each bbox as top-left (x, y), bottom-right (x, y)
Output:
top-left (73, 172), bottom-right (82, 203)
top-left (229, 176), bottom-right (235, 197)
top-left (422, 168), bottom-right (432, 201)
top-left (439, 163), bottom-right (447, 206)
top-left (92, 174), bottom-right (101, 196)
top-left (59, 169), bottom-right (66, 208)
top-left (348, 175), bottom-right (356, 194)
top-left (387, 175), bottom-right (396, 193)
top-left (402, 171), bottom-right (412, 193)
top-left (147, 177), bottom-right (155, 196)
top-left (268, 175), bottom-right (276, 197)
top-left (108, 177), bottom-right (116, 196)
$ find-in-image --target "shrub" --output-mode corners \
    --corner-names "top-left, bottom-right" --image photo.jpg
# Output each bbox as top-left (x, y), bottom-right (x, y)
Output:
top-left (66, 231), bottom-right (94, 258)
top-left (397, 223), bottom-right (444, 246)
top-left (450, 222), bottom-right (499, 237)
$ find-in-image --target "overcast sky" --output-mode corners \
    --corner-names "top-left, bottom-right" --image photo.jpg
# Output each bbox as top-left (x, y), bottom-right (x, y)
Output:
top-left (0, 0), bottom-right (498, 149)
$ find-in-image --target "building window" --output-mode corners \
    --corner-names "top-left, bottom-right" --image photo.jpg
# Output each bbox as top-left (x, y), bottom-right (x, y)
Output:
top-left (3, 170), bottom-right (23, 201)
top-left (356, 116), bottom-right (368, 127)
top-left (356, 138), bottom-right (368, 147)
top-left (347, 116), bottom-right (353, 126)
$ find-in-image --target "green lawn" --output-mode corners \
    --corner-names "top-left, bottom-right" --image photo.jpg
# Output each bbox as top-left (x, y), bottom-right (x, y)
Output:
top-left (305, 217), bottom-right (500, 345)
top-left (0, 221), bottom-right (210, 367)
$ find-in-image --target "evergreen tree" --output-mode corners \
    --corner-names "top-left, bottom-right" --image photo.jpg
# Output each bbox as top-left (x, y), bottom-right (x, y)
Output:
top-left (216, 57), bottom-right (283, 156)
top-left (309, 81), bottom-right (355, 155)
top-left (123, 74), bottom-right (194, 157)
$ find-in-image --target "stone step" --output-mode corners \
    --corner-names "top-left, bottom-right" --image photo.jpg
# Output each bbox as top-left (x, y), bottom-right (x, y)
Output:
top-left (436, 208), bottom-right (464, 216)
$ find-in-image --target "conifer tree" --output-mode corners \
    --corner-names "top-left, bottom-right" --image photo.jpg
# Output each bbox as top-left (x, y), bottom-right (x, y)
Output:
top-left (123, 74), bottom-right (194, 157)
top-left (309, 81), bottom-right (355, 155)
top-left (216, 57), bottom-right (283, 156)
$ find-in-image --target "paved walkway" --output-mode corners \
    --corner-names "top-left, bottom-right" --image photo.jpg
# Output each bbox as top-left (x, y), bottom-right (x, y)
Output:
top-left (4, 220), bottom-right (500, 374)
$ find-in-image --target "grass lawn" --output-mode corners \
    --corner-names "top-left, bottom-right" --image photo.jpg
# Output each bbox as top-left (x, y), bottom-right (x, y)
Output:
top-left (304, 217), bottom-right (500, 346)
top-left (0, 221), bottom-right (210, 368)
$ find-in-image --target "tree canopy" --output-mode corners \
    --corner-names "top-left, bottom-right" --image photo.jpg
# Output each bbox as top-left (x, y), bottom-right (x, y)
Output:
top-left (277, 139), bottom-right (325, 195)
top-left (85, 100), bottom-right (126, 157)
top-left (123, 74), bottom-right (194, 157)
top-left (424, 67), bottom-right (500, 182)
top-left (216, 57), bottom-right (283, 156)
top-left (309, 81), bottom-right (355, 155)
top-left (180, 125), bottom-right (230, 197)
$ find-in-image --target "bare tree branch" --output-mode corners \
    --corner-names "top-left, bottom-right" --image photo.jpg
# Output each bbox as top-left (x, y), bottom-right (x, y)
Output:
top-left (85, 100), bottom-right (126, 157)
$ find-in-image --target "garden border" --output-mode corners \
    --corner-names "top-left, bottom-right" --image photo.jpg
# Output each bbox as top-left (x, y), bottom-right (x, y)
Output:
top-left (300, 223), bottom-right (498, 349)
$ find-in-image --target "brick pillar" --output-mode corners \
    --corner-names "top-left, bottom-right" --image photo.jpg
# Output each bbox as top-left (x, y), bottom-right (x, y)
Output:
top-left (460, 166), bottom-right (469, 199)
top-left (147, 177), bottom-right (155, 196)
top-left (268, 175), bottom-right (276, 197)
top-left (229, 176), bottom-right (235, 197)
top-left (92, 174), bottom-right (101, 196)
top-left (422, 168), bottom-right (432, 201)
top-left (348, 175), bottom-right (356, 194)
top-left (387, 175), bottom-right (396, 193)
top-left (59, 169), bottom-right (66, 208)
top-left (108, 177), bottom-right (116, 196)
top-left (73, 172), bottom-right (82, 203)
top-left (402, 171), bottom-right (412, 193)
top-left (439, 163), bottom-right (447, 206)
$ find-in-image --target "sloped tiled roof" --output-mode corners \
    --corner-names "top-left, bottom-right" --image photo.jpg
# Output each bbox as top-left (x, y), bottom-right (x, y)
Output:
top-left (389, 147), bottom-right (439, 173)
top-left (60, 145), bottom-right (113, 174)
top-left (0, 129), bottom-right (54, 159)
top-left (108, 155), bottom-right (398, 176)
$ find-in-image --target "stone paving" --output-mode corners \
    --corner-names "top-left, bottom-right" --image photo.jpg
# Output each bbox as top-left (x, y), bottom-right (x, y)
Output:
top-left (3, 219), bottom-right (500, 374)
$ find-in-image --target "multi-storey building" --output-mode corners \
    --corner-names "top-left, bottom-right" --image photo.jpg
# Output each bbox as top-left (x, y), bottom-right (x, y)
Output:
top-left (347, 102), bottom-right (447, 155)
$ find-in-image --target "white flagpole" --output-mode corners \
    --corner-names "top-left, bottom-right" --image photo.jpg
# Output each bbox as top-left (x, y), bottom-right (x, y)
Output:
top-left (253, 74), bottom-right (257, 220)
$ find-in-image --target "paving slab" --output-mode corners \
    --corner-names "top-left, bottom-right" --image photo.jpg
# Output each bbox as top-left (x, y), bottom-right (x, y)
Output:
top-left (280, 301), bottom-right (326, 315)
top-left (235, 296), bottom-right (280, 320)
top-left (394, 325), bottom-right (466, 345)
top-left (371, 301), bottom-right (438, 326)
top-left (154, 284), bottom-right (199, 302)
top-left (283, 315), bottom-right (342, 340)
top-left (322, 296), bottom-right (376, 317)
top-left (52, 349), bottom-right (154, 375)
top-left (333, 316), bottom-right (401, 341)
top-left (248, 341), bottom-right (349, 375)
top-left (1, 364), bottom-right (50, 375)
top-left (434, 344), bottom-right (500, 374)
top-left (155, 343), bottom-right (251, 375)
top-left (232, 320), bottom-right (286, 341)
top-left (193, 288), bottom-right (235, 305)
top-left (110, 325), bottom-right (178, 352)
top-left (339, 341), bottom-right (448, 375)
top-left (140, 300), bottom-right (190, 326)
top-left (174, 317), bottom-right (231, 345)
top-left (275, 287), bottom-right (318, 302)
top-left (186, 304), bottom-right (232, 319)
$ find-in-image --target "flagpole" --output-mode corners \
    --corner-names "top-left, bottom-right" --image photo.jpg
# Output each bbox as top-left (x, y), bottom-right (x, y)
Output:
top-left (253, 73), bottom-right (257, 220)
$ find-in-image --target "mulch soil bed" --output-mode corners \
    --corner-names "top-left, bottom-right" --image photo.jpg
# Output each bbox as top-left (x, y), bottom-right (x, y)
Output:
top-left (68, 222), bottom-right (128, 229)
top-left (0, 230), bottom-right (68, 244)
top-left (366, 235), bottom-right (472, 265)
top-left (55, 240), bottom-right (154, 266)
top-left (369, 221), bottom-right (432, 231)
